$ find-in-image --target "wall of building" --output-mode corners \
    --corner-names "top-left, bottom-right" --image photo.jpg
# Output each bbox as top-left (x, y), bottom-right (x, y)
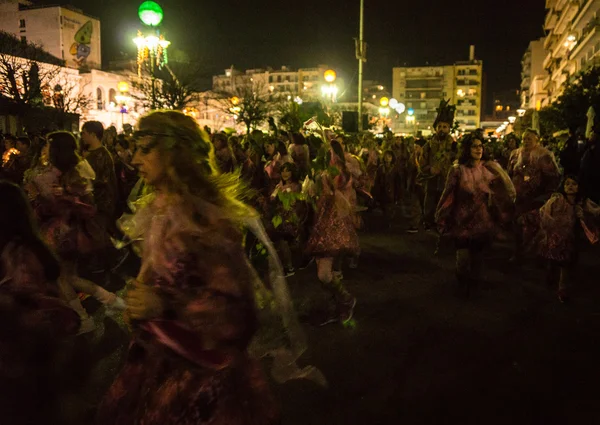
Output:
top-left (58, 7), bottom-right (101, 70)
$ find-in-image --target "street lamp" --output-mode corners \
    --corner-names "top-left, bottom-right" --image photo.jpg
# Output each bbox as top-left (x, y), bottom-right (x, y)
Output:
top-left (322, 69), bottom-right (338, 102)
top-left (508, 116), bottom-right (516, 124)
top-left (517, 108), bottom-right (526, 117)
top-left (115, 81), bottom-right (130, 129)
top-left (134, 1), bottom-right (170, 110)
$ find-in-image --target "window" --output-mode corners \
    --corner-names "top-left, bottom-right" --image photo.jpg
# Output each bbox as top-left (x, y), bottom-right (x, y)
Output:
top-left (19, 19), bottom-right (26, 28)
top-left (420, 92), bottom-right (426, 99)
top-left (109, 88), bottom-right (117, 105)
top-left (96, 87), bottom-right (104, 110)
top-left (407, 102), bottom-right (413, 108)
top-left (269, 76), bottom-right (274, 83)
top-left (277, 76), bottom-right (282, 83)
top-left (20, 36), bottom-right (26, 43)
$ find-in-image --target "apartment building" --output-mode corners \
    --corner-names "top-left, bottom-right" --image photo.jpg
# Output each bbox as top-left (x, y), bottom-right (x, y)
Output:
top-left (392, 47), bottom-right (483, 133)
top-left (521, 38), bottom-right (547, 110)
top-left (542, 0), bottom-right (600, 105)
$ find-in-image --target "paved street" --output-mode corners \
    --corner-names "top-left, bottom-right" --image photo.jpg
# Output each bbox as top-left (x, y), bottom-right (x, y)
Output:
top-left (77, 212), bottom-right (600, 425)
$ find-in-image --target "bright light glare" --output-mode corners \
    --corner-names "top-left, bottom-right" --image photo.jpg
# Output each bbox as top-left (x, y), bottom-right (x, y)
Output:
top-left (389, 98), bottom-right (398, 108)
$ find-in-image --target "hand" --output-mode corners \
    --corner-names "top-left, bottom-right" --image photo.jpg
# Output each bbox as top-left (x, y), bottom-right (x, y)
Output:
top-left (576, 205), bottom-right (584, 219)
top-left (125, 282), bottom-right (164, 321)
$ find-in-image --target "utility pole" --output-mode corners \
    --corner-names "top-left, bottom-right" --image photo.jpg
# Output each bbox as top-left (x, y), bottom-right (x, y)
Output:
top-left (356, 0), bottom-right (366, 132)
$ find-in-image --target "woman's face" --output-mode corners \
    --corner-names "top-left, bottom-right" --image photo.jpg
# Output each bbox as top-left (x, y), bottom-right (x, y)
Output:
top-left (564, 178), bottom-right (579, 195)
top-left (281, 167), bottom-right (292, 182)
top-left (384, 153), bottom-right (393, 164)
top-left (131, 136), bottom-right (166, 187)
top-left (522, 132), bottom-right (539, 151)
top-left (265, 143), bottom-right (275, 156)
top-left (508, 138), bottom-right (517, 150)
top-left (470, 139), bottom-right (484, 161)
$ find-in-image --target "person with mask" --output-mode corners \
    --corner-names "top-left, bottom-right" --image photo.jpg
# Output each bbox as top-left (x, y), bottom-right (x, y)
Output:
top-left (419, 100), bottom-right (458, 230)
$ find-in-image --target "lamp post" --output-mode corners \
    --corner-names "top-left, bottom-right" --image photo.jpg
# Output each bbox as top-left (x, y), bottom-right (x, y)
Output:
top-left (356, 0), bottom-right (366, 131)
top-left (134, 1), bottom-right (170, 110)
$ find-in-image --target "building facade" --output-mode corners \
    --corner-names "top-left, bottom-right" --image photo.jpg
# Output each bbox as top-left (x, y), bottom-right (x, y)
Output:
top-left (521, 38), bottom-right (547, 109)
top-left (392, 47), bottom-right (483, 134)
top-left (541, 0), bottom-right (600, 106)
top-left (212, 65), bottom-right (344, 102)
top-left (0, 0), bottom-right (101, 70)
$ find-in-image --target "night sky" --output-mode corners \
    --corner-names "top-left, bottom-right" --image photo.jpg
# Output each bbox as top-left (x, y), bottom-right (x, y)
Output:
top-left (36, 0), bottom-right (546, 113)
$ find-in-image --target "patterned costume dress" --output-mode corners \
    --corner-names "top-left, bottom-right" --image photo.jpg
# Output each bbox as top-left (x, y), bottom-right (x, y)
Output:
top-left (29, 161), bottom-right (99, 261)
top-left (306, 169), bottom-right (360, 258)
top-left (538, 194), bottom-right (600, 263)
top-left (436, 161), bottom-right (516, 244)
top-left (0, 240), bottom-right (79, 425)
top-left (508, 145), bottom-right (561, 251)
top-left (96, 195), bottom-right (279, 425)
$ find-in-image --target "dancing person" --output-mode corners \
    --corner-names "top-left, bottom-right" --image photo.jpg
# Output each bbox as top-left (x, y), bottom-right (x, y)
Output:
top-left (374, 149), bottom-right (402, 229)
top-left (420, 100), bottom-right (458, 230)
top-left (436, 133), bottom-right (516, 297)
top-left (270, 161), bottom-right (306, 276)
top-left (306, 140), bottom-right (359, 325)
top-left (0, 181), bottom-right (80, 425)
top-left (508, 128), bottom-right (561, 261)
top-left (538, 175), bottom-right (600, 303)
top-left (39, 132), bottom-right (124, 333)
top-left (97, 111), bottom-right (292, 425)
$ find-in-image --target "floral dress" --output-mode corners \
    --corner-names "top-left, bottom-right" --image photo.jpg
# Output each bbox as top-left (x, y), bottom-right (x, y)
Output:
top-left (435, 161), bottom-right (516, 243)
top-left (306, 169), bottom-right (360, 258)
top-left (538, 194), bottom-right (600, 263)
top-left (97, 197), bottom-right (279, 425)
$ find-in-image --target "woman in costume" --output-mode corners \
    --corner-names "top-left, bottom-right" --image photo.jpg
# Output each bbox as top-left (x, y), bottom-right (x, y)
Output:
top-left (306, 140), bottom-right (359, 325)
top-left (32, 132), bottom-right (124, 334)
top-left (436, 133), bottom-right (516, 296)
top-left (0, 181), bottom-right (80, 425)
top-left (508, 128), bottom-right (561, 260)
top-left (98, 111), bottom-right (316, 425)
top-left (538, 175), bottom-right (600, 303)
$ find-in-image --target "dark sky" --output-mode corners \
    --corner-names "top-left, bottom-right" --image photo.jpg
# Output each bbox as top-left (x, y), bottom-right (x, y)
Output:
top-left (36, 0), bottom-right (545, 111)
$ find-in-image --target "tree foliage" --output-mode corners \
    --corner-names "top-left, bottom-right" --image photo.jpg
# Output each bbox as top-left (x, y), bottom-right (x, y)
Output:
top-left (279, 100), bottom-right (333, 132)
top-left (217, 83), bottom-right (276, 134)
top-left (553, 66), bottom-right (600, 131)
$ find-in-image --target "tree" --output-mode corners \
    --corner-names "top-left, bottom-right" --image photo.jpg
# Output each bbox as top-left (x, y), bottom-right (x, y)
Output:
top-left (50, 79), bottom-right (92, 114)
top-left (554, 66), bottom-right (600, 131)
top-left (217, 83), bottom-right (276, 134)
top-left (279, 100), bottom-right (334, 132)
top-left (0, 31), bottom-right (64, 107)
top-left (133, 53), bottom-right (207, 111)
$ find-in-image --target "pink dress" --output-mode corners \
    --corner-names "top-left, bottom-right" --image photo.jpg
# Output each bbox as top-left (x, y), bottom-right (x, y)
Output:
top-left (97, 197), bottom-right (278, 425)
top-left (436, 161), bottom-right (516, 241)
top-left (538, 194), bottom-right (600, 262)
top-left (306, 169), bottom-right (360, 258)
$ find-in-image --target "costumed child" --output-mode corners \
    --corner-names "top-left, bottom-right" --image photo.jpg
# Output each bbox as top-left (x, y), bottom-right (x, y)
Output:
top-left (538, 175), bottom-right (600, 303)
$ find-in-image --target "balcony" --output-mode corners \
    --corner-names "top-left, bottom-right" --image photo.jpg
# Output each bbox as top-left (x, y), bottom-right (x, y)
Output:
top-left (571, 0), bottom-right (595, 32)
top-left (544, 34), bottom-right (559, 51)
top-left (555, 0), bottom-right (581, 35)
top-left (545, 9), bottom-right (559, 30)
top-left (570, 19), bottom-right (600, 61)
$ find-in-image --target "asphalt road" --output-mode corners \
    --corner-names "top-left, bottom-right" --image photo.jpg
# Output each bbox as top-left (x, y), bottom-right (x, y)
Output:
top-left (74, 211), bottom-right (600, 425)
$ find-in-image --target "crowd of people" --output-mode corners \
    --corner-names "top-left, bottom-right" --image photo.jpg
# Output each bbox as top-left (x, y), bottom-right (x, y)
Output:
top-left (1, 99), bottom-right (599, 424)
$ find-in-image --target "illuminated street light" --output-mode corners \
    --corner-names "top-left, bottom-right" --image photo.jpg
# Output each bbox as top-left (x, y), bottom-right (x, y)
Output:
top-left (407, 108), bottom-right (415, 116)
top-left (380, 97), bottom-right (389, 107)
top-left (115, 81), bottom-right (130, 129)
top-left (508, 116), bottom-right (516, 124)
top-left (395, 102), bottom-right (406, 114)
top-left (503, 121), bottom-right (509, 125)
top-left (389, 98), bottom-right (398, 108)
top-left (138, 1), bottom-right (164, 27)
top-left (517, 108), bottom-right (526, 117)
top-left (324, 69), bottom-right (337, 83)
top-left (134, 1), bottom-right (170, 110)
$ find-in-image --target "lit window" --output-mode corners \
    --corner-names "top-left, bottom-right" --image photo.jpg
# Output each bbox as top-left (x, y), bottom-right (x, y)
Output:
top-left (495, 105), bottom-right (503, 111)
top-left (19, 19), bottom-right (25, 28)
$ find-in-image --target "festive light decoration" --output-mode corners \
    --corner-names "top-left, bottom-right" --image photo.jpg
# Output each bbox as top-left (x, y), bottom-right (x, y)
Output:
top-left (138, 1), bottom-right (164, 26)
top-left (134, 30), bottom-right (170, 76)
top-left (380, 97), bottom-right (389, 107)
top-left (2, 148), bottom-right (19, 166)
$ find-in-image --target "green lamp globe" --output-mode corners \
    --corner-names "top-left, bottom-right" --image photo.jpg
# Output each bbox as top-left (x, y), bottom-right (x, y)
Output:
top-left (138, 1), bottom-right (164, 26)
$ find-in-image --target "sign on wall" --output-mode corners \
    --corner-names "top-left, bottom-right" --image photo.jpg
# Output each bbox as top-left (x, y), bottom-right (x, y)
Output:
top-left (61, 8), bottom-right (101, 69)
